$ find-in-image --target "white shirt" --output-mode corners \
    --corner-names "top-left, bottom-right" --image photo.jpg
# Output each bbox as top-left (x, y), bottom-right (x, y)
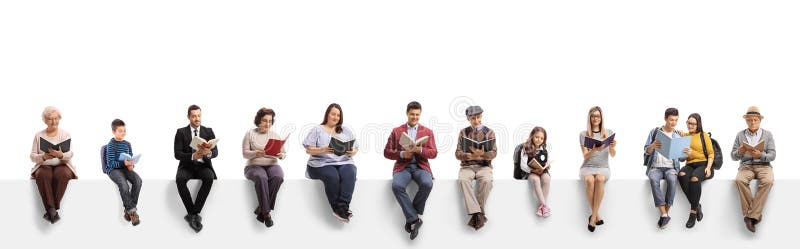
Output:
top-left (745, 128), bottom-right (763, 146)
top-left (191, 125), bottom-right (204, 163)
top-left (520, 144), bottom-right (551, 173)
top-left (653, 129), bottom-right (674, 168)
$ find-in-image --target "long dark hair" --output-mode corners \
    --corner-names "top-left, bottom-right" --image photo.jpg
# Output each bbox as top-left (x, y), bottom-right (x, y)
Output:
top-left (321, 103), bottom-right (344, 134)
top-left (688, 113), bottom-right (704, 134)
top-left (524, 126), bottom-right (547, 157)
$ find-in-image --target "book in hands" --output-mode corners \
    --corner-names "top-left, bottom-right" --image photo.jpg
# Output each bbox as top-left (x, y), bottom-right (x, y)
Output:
top-left (528, 150), bottom-right (549, 170)
top-left (329, 136), bottom-right (355, 156)
top-left (190, 136), bottom-right (219, 151)
top-left (399, 132), bottom-right (429, 151)
top-left (264, 133), bottom-right (290, 157)
top-left (39, 138), bottom-right (71, 153)
top-left (741, 140), bottom-right (765, 152)
top-left (460, 137), bottom-right (496, 153)
top-left (654, 131), bottom-right (691, 160)
top-left (118, 153), bottom-right (142, 165)
top-left (583, 133), bottom-right (615, 149)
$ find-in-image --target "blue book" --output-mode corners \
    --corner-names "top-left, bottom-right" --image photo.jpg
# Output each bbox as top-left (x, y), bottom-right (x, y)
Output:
top-left (654, 131), bottom-right (690, 160)
top-left (119, 153), bottom-right (142, 165)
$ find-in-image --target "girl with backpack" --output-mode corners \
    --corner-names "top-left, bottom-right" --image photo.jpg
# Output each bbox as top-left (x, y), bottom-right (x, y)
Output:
top-left (679, 113), bottom-right (715, 228)
top-left (520, 127), bottom-right (553, 217)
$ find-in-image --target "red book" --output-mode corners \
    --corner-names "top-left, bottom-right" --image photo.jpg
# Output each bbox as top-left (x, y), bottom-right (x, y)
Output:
top-left (264, 134), bottom-right (289, 156)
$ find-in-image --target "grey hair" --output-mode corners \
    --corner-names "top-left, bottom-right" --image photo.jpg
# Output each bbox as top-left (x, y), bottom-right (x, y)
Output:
top-left (41, 106), bottom-right (62, 122)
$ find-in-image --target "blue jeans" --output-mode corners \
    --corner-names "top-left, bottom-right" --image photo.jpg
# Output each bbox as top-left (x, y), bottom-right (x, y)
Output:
top-left (108, 168), bottom-right (142, 212)
top-left (391, 164), bottom-right (433, 223)
top-left (307, 164), bottom-right (357, 211)
top-left (647, 167), bottom-right (678, 207)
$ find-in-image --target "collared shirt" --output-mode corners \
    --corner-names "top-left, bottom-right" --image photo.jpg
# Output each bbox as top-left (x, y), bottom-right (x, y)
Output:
top-left (405, 123), bottom-right (418, 163)
top-left (191, 125), bottom-right (204, 163)
top-left (745, 128), bottom-right (763, 146)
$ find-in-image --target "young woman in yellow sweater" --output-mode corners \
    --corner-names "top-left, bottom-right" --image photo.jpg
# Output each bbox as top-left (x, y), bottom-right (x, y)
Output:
top-left (679, 113), bottom-right (715, 229)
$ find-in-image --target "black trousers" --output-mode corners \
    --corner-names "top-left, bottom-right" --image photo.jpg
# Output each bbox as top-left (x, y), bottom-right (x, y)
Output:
top-left (678, 161), bottom-right (714, 210)
top-left (176, 167), bottom-right (215, 215)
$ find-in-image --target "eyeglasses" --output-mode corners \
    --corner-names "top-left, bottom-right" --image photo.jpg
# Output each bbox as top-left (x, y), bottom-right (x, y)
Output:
top-left (686, 122), bottom-right (697, 126)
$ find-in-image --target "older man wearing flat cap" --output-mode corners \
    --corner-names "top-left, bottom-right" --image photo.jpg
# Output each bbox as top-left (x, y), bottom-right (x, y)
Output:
top-left (732, 106), bottom-right (776, 233)
top-left (455, 105), bottom-right (497, 230)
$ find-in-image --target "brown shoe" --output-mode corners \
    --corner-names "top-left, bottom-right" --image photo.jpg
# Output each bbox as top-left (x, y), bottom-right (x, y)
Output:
top-left (474, 213), bottom-right (486, 230)
top-left (744, 217), bottom-right (756, 233)
top-left (467, 214), bottom-right (478, 229)
top-left (130, 212), bottom-right (140, 226)
top-left (124, 212), bottom-right (131, 222)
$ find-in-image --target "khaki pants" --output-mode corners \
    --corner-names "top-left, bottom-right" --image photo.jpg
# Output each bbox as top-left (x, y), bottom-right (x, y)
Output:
top-left (458, 165), bottom-right (493, 214)
top-left (735, 165), bottom-right (774, 221)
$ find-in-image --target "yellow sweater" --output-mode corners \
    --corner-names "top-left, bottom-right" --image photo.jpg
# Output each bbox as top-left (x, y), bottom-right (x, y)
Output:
top-left (687, 132), bottom-right (714, 164)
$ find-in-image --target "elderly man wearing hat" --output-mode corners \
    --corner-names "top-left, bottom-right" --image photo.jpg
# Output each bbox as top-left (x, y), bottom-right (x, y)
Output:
top-left (455, 105), bottom-right (497, 230)
top-left (732, 106), bottom-right (776, 233)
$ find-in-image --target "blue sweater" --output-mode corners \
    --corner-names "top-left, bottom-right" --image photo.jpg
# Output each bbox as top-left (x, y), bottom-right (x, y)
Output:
top-left (105, 139), bottom-right (133, 174)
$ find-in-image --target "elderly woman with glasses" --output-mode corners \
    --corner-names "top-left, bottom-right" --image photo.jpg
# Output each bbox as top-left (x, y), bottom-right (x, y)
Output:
top-left (30, 106), bottom-right (78, 224)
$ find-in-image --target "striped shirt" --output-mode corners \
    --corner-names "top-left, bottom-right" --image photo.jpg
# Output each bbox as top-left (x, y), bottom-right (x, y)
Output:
top-left (105, 138), bottom-right (133, 174)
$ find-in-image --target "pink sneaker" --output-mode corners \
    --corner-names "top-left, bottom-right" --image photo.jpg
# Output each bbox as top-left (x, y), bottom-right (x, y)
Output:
top-left (535, 204), bottom-right (544, 217)
top-left (542, 205), bottom-right (552, 217)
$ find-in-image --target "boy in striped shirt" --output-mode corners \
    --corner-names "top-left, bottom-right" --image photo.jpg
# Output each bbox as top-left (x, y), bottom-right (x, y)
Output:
top-left (104, 119), bottom-right (143, 226)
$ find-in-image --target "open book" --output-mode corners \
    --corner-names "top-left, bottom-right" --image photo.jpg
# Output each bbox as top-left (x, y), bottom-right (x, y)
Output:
top-left (583, 133), bottom-right (615, 149)
top-left (741, 140), bottom-right (765, 152)
top-left (460, 137), bottom-right (496, 152)
top-left (118, 153), bottom-right (142, 164)
top-left (329, 136), bottom-right (355, 156)
top-left (264, 133), bottom-right (290, 157)
top-left (190, 136), bottom-right (219, 151)
top-left (528, 150), bottom-right (549, 170)
top-left (654, 130), bottom-right (691, 160)
top-left (399, 132), bottom-right (429, 151)
top-left (40, 137), bottom-right (71, 153)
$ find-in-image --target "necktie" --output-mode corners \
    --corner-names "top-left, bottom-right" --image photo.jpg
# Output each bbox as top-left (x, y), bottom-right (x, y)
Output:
top-left (194, 129), bottom-right (198, 137)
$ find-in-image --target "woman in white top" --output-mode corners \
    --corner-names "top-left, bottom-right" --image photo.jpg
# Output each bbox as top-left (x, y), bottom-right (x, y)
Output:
top-left (303, 103), bottom-right (359, 223)
top-left (30, 106), bottom-right (77, 224)
top-left (579, 106), bottom-right (616, 232)
top-left (242, 108), bottom-right (286, 228)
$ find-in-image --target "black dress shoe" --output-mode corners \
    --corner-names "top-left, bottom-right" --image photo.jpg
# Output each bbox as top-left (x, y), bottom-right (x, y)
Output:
top-left (264, 213), bottom-right (274, 228)
top-left (596, 219), bottom-right (604, 226)
top-left (52, 212), bottom-right (61, 224)
top-left (255, 207), bottom-right (265, 223)
top-left (409, 218), bottom-right (422, 240)
top-left (696, 205), bottom-right (703, 221)
top-left (185, 214), bottom-right (203, 232)
top-left (588, 215), bottom-right (596, 232)
top-left (686, 213), bottom-right (697, 228)
top-left (256, 214), bottom-right (265, 223)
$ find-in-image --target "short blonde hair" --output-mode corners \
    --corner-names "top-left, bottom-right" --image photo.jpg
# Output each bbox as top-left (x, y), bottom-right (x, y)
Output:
top-left (41, 106), bottom-right (62, 123)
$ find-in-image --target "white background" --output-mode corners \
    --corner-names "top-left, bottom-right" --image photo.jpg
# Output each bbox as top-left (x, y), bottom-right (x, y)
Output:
top-left (1, 0), bottom-right (798, 180)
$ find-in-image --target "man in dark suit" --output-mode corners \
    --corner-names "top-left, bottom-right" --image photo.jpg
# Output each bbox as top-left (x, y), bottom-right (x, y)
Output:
top-left (174, 104), bottom-right (218, 232)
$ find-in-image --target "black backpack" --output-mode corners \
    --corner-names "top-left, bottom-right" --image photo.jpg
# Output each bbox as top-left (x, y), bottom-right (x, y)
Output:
top-left (513, 143), bottom-right (527, 180)
top-left (700, 132), bottom-right (723, 170)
